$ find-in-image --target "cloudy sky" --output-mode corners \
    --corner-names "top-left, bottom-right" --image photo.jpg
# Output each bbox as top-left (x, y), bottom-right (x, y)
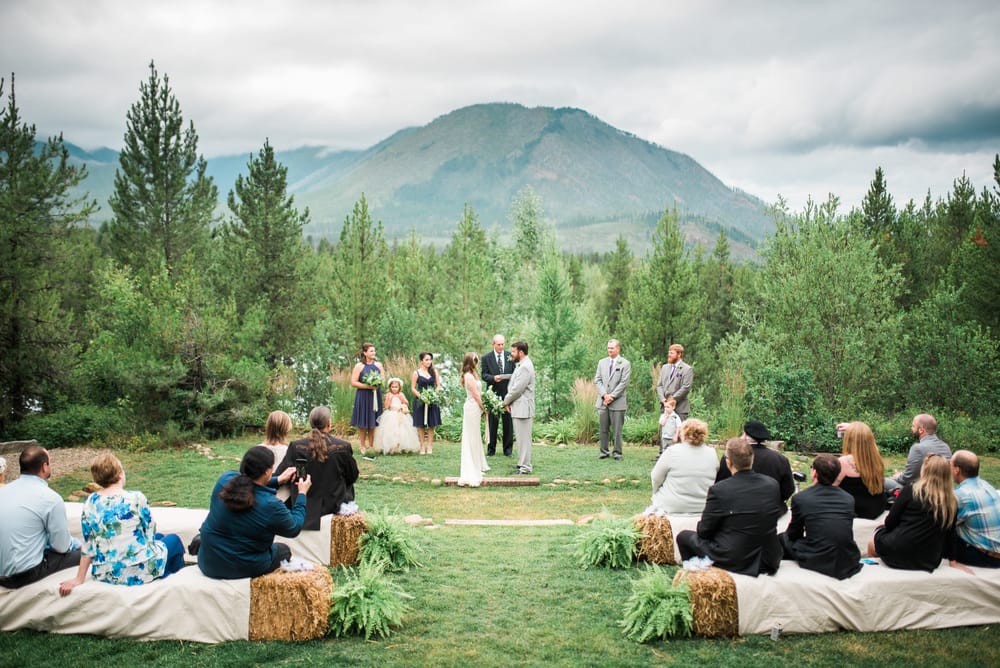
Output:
top-left (3, 0), bottom-right (998, 210)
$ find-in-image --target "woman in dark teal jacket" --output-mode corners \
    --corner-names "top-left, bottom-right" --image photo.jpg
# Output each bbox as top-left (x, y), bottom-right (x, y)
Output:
top-left (197, 446), bottom-right (312, 579)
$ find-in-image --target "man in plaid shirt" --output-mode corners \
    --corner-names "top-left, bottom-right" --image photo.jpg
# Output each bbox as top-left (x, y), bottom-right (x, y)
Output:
top-left (950, 450), bottom-right (1000, 569)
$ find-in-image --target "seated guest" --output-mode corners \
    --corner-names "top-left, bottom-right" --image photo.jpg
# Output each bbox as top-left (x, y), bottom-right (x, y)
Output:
top-left (198, 446), bottom-right (311, 579)
top-left (59, 454), bottom-right (185, 595)
top-left (259, 410), bottom-right (294, 501)
top-left (716, 420), bottom-right (794, 505)
top-left (948, 449), bottom-right (1000, 569)
top-left (890, 413), bottom-right (951, 489)
top-left (779, 454), bottom-right (862, 580)
top-left (834, 421), bottom-right (887, 519)
top-left (646, 419), bottom-right (719, 515)
top-left (0, 446), bottom-right (81, 588)
top-left (868, 453), bottom-right (956, 571)
top-left (676, 438), bottom-right (785, 576)
top-left (278, 405), bottom-right (359, 530)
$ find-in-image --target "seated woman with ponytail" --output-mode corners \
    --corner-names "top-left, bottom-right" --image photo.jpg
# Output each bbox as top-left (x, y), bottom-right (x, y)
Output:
top-left (278, 405), bottom-right (359, 530)
top-left (197, 446), bottom-right (312, 579)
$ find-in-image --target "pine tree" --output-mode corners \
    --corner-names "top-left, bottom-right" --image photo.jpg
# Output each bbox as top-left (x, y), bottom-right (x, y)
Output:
top-left (222, 140), bottom-right (310, 362)
top-left (600, 235), bottom-right (633, 335)
top-left (330, 194), bottom-right (388, 346)
top-left (860, 167), bottom-right (896, 242)
top-left (108, 61), bottom-right (217, 278)
top-left (0, 76), bottom-right (97, 430)
top-left (440, 204), bottom-right (502, 350)
top-left (533, 252), bottom-right (584, 418)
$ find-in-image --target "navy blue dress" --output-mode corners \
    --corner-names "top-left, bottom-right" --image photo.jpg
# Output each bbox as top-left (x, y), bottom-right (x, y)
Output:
top-left (351, 362), bottom-right (383, 429)
top-left (412, 372), bottom-right (442, 428)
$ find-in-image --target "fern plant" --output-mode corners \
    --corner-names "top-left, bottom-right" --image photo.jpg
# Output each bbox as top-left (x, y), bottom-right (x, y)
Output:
top-left (358, 507), bottom-right (424, 572)
top-left (572, 516), bottom-right (642, 569)
top-left (328, 561), bottom-right (414, 640)
top-left (620, 566), bottom-right (693, 642)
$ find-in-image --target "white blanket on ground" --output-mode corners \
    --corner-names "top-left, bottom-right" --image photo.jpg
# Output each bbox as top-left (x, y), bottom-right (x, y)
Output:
top-left (0, 565), bottom-right (250, 643)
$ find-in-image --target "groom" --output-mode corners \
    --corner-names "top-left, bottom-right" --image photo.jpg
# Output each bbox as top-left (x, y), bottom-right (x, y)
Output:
top-left (481, 334), bottom-right (514, 457)
top-left (595, 339), bottom-right (631, 460)
top-left (504, 341), bottom-right (535, 474)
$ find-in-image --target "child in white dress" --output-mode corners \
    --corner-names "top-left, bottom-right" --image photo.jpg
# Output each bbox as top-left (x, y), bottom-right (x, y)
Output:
top-left (373, 378), bottom-right (421, 454)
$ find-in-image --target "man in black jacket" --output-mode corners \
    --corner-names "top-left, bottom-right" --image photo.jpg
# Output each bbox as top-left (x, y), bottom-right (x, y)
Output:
top-left (716, 420), bottom-right (795, 505)
top-left (676, 438), bottom-right (785, 576)
top-left (779, 454), bottom-right (862, 580)
top-left (482, 334), bottom-right (514, 457)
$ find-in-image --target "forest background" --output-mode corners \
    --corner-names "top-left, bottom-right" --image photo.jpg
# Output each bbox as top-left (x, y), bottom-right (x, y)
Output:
top-left (2, 64), bottom-right (998, 455)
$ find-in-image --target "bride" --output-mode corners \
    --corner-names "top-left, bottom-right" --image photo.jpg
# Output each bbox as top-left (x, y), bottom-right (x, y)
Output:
top-left (457, 352), bottom-right (490, 487)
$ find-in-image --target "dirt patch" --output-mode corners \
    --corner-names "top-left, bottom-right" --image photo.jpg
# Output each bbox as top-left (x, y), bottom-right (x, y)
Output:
top-left (1, 447), bottom-right (109, 484)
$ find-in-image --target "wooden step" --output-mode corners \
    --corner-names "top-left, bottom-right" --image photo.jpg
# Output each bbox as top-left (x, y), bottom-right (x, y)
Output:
top-left (443, 476), bottom-right (540, 487)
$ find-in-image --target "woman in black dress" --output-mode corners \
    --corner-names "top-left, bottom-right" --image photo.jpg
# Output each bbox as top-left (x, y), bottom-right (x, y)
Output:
top-left (868, 453), bottom-right (957, 571)
top-left (411, 352), bottom-right (442, 455)
top-left (834, 421), bottom-right (887, 519)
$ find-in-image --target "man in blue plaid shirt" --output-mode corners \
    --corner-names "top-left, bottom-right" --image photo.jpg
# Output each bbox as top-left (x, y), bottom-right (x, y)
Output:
top-left (949, 450), bottom-right (1000, 569)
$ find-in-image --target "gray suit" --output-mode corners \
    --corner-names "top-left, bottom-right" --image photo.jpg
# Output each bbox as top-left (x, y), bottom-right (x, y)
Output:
top-left (656, 360), bottom-right (693, 419)
top-left (595, 355), bottom-right (631, 457)
top-left (896, 434), bottom-right (951, 487)
top-left (504, 356), bottom-right (535, 472)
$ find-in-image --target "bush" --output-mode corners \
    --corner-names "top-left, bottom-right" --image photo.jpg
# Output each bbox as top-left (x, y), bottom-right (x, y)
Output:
top-left (573, 516), bottom-right (642, 569)
top-left (743, 365), bottom-right (830, 451)
top-left (358, 508), bottom-right (423, 572)
top-left (328, 562), bottom-right (413, 640)
top-left (570, 378), bottom-right (598, 444)
top-left (622, 413), bottom-right (660, 446)
top-left (620, 566), bottom-right (692, 643)
top-left (9, 404), bottom-right (126, 448)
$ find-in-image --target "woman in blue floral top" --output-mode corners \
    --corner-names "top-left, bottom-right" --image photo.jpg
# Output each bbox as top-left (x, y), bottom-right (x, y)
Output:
top-left (59, 454), bottom-right (184, 595)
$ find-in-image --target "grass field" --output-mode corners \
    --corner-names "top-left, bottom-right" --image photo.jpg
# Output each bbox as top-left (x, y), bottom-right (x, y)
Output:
top-left (4, 437), bottom-right (1000, 667)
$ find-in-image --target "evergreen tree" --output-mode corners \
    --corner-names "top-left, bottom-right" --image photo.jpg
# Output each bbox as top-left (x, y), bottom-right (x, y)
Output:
top-left (701, 229), bottom-right (735, 345)
top-left (533, 252), bottom-right (584, 418)
top-left (510, 186), bottom-right (551, 265)
top-left (860, 167), bottom-right (896, 242)
top-left (440, 204), bottom-right (502, 350)
top-left (108, 61), bottom-right (217, 278)
top-left (330, 194), bottom-right (388, 346)
top-left (600, 235), bottom-right (633, 335)
top-left (222, 140), bottom-right (310, 362)
top-left (0, 76), bottom-right (97, 431)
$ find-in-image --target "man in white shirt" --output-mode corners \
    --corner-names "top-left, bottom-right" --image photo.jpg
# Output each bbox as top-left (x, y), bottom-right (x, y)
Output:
top-left (0, 446), bottom-right (81, 588)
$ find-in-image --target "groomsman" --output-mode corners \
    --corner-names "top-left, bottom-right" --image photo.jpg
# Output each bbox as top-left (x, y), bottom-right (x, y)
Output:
top-left (595, 339), bottom-right (631, 461)
top-left (656, 343), bottom-right (693, 420)
top-left (482, 334), bottom-right (514, 457)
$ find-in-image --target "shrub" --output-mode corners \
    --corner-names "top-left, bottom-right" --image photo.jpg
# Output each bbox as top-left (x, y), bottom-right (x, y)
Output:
top-left (620, 566), bottom-right (692, 643)
top-left (622, 413), bottom-right (660, 446)
top-left (743, 365), bottom-right (830, 451)
top-left (328, 562), bottom-right (413, 640)
top-left (573, 516), bottom-right (642, 569)
top-left (358, 508), bottom-right (423, 572)
top-left (570, 377), bottom-right (598, 444)
top-left (9, 404), bottom-right (126, 448)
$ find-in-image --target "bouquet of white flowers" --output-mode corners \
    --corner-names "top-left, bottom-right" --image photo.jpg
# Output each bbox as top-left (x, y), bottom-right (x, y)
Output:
top-left (361, 370), bottom-right (382, 411)
top-left (418, 385), bottom-right (446, 424)
top-left (481, 387), bottom-right (506, 416)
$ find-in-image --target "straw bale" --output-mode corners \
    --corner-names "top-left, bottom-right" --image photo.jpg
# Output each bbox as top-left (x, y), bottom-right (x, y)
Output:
top-left (249, 565), bottom-right (333, 641)
top-left (635, 515), bottom-right (676, 565)
top-left (673, 567), bottom-right (739, 638)
top-left (329, 513), bottom-right (368, 567)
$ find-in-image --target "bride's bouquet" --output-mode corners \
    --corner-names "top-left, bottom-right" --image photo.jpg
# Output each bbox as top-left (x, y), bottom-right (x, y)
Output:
top-left (418, 385), bottom-right (445, 424)
top-left (481, 387), bottom-right (506, 416)
top-left (360, 370), bottom-right (383, 411)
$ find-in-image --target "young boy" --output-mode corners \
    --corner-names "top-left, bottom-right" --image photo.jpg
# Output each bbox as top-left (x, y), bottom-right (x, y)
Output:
top-left (658, 396), bottom-right (683, 455)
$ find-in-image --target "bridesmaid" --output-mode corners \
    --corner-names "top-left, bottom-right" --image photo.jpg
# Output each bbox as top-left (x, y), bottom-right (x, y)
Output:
top-left (411, 352), bottom-right (442, 455)
top-left (350, 342), bottom-right (384, 455)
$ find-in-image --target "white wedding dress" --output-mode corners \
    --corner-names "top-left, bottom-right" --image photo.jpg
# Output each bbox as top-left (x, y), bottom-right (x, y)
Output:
top-left (457, 375), bottom-right (490, 487)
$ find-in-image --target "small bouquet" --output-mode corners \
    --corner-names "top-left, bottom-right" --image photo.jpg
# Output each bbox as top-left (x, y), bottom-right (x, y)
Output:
top-left (418, 385), bottom-right (445, 424)
top-left (361, 370), bottom-right (383, 411)
top-left (482, 387), bottom-right (506, 416)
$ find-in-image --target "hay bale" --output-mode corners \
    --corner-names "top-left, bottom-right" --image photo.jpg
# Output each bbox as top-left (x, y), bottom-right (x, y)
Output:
top-left (635, 515), bottom-right (676, 565)
top-left (249, 565), bottom-right (333, 641)
top-left (673, 567), bottom-right (739, 638)
top-left (330, 513), bottom-right (368, 567)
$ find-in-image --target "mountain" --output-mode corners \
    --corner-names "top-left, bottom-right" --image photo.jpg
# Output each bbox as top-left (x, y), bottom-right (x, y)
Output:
top-left (61, 103), bottom-right (772, 255)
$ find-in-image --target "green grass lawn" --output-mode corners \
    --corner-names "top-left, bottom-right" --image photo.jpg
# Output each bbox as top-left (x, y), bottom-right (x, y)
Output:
top-left (8, 438), bottom-right (1000, 667)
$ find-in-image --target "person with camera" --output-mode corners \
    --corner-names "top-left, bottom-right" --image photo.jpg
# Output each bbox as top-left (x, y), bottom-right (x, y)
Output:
top-left (197, 446), bottom-right (311, 579)
top-left (278, 405), bottom-right (359, 530)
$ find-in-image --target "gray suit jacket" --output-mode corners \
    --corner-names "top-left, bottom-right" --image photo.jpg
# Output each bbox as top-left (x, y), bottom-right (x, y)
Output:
top-left (594, 355), bottom-right (631, 410)
top-left (656, 360), bottom-right (693, 414)
top-left (504, 356), bottom-right (535, 419)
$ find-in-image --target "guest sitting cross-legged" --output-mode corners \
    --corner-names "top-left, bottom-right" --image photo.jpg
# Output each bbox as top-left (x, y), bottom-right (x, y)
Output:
top-left (198, 446), bottom-right (311, 579)
top-left (779, 454), bottom-right (862, 580)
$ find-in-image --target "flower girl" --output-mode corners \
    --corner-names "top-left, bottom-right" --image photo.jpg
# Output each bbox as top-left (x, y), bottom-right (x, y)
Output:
top-left (373, 378), bottom-right (421, 454)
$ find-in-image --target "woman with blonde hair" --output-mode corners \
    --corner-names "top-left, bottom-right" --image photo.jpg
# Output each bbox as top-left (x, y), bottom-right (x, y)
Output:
top-left (868, 453), bottom-right (957, 571)
top-left (645, 418), bottom-right (719, 515)
top-left (457, 352), bottom-right (489, 487)
top-left (59, 454), bottom-right (185, 595)
top-left (834, 421), bottom-right (887, 519)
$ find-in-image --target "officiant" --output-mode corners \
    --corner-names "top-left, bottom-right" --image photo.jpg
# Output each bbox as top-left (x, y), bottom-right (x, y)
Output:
top-left (482, 333), bottom-right (514, 457)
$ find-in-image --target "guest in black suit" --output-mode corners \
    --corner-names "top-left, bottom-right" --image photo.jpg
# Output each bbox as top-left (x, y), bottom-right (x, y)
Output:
top-left (482, 333), bottom-right (514, 457)
top-left (676, 438), bottom-right (785, 577)
top-left (716, 420), bottom-right (795, 505)
top-left (779, 454), bottom-right (862, 580)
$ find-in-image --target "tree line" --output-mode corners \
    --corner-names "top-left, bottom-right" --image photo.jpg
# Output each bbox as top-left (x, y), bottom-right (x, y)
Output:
top-left (2, 63), bottom-right (997, 450)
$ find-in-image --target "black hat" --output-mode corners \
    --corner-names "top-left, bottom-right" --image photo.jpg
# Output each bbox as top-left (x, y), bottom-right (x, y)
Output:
top-left (743, 420), bottom-right (772, 442)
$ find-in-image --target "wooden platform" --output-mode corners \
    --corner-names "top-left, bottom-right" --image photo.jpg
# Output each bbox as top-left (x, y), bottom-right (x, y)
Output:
top-left (443, 476), bottom-right (539, 487)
